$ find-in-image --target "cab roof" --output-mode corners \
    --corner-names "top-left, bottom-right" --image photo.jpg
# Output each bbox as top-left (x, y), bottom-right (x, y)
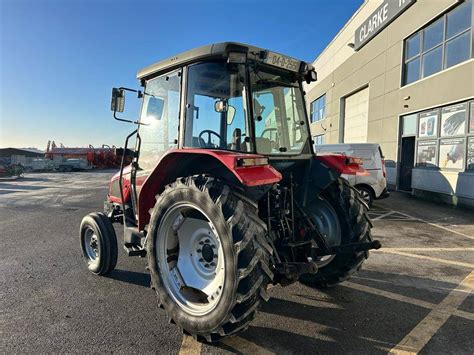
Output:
top-left (136, 42), bottom-right (306, 81)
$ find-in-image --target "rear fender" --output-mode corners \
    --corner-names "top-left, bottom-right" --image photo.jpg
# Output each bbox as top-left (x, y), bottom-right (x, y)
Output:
top-left (300, 155), bottom-right (367, 205)
top-left (137, 149), bottom-right (282, 230)
top-left (314, 154), bottom-right (368, 176)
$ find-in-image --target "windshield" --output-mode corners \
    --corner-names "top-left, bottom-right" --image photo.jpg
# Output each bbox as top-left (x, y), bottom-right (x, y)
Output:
top-left (250, 65), bottom-right (309, 155)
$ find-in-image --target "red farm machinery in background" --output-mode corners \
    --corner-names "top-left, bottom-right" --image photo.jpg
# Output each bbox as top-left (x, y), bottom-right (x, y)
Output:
top-left (45, 141), bottom-right (129, 169)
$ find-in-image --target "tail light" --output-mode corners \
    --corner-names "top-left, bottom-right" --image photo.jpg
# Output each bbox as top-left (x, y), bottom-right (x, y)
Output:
top-left (382, 159), bottom-right (386, 178)
top-left (236, 157), bottom-right (268, 167)
top-left (346, 157), bottom-right (363, 165)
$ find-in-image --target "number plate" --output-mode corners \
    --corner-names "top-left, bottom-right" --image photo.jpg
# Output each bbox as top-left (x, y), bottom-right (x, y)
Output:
top-left (264, 51), bottom-right (300, 72)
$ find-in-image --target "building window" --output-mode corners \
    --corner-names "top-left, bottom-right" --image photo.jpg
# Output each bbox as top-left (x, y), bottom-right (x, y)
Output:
top-left (313, 134), bottom-right (325, 146)
top-left (402, 113), bottom-right (417, 136)
top-left (414, 99), bottom-right (474, 171)
top-left (403, 0), bottom-right (472, 86)
top-left (310, 94), bottom-right (326, 122)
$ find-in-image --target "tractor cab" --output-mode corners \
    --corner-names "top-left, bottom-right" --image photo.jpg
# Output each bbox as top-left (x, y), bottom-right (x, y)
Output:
top-left (112, 43), bottom-right (316, 167)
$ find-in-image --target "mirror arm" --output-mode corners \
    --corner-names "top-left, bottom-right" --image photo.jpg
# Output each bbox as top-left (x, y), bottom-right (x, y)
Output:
top-left (113, 87), bottom-right (145, 125)
top-left (113, 111), bottom-right (148, 125)
top-left (119, 87), bottom-right (143, 98)
top-left (113, 111), bottom-right (139, 124)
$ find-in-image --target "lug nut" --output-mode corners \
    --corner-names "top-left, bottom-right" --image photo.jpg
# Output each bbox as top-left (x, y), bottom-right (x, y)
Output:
top-left (197, 249), bottom-right (202, 253)
top-left (199, 241), bottom-right (204, 245)
top-left (210, 262), bottom-right (215, 266)
top-left (205, 239), bottom-right (210, 243)
top-left (199, 258), bottom-right (204, 262)
top-left (205, 263), bottom-right (210, 268)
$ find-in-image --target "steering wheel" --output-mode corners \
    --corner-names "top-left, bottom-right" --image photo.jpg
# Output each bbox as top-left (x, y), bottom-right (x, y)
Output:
top-left (260, 128), bottom-right (277, 138)
top-left (260, 128), bottom-right (279, 149)
top-left (198, 130), bottom-right (223, 148)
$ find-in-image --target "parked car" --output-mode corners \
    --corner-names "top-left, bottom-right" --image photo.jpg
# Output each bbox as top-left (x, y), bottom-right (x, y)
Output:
top-left (314, 143), bottom-right (389, 207)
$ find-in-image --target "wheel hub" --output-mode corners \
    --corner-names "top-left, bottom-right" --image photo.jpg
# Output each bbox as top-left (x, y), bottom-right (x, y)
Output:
top-left (90, 236), bottom-right (98, 254)
top-left (360, 189), bottom-right (371, 204)
top-left (84, 228), bottom-right (99, 263)
top-left (200, 243), bottom-right (215, 264)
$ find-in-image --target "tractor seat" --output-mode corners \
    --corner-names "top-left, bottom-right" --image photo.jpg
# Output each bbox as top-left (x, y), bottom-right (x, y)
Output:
top-left (192, 136), bottom-right (207, 148)
top-left (230, 128), bottom-right (242, 151)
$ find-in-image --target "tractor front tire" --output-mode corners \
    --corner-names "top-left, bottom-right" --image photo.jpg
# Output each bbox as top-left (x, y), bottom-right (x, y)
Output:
top-left (300, 178), bottom-right (372, 288)
top-left (79, 212), bottom-right (118, 275)
top-left (146, 176), bottom-right (273, 342)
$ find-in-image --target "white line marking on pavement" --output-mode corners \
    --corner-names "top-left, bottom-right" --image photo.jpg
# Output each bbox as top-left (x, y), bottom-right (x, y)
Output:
top-left (221, 336), bottom-right (275, 355)
top-left (383, 209), bottom-right (474, 240)
top-left (379, 250), bottom-right (474, 269)
top-left (179, 335), bottom-right (202, 355)
top-left (372, 211), bottom-right (395, 220)
top-left (389, 271), bottom-right (474, 354)
top-left (345, 281), bottom-right (474, 321)
top-left (454, 309), bottom-right (474, 321)
top-left (344, 281), bottom-right (435, 309)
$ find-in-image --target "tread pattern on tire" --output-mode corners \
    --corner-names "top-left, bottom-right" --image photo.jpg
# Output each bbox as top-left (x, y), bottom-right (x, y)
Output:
top-left (147, 175), bottom-right (273, 342)
top-left (300, 178), bottom-right (372, 288)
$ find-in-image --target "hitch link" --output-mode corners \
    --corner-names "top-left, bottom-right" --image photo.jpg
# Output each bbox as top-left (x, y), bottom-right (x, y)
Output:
top-left (314, 240), bottom-right (382, 257)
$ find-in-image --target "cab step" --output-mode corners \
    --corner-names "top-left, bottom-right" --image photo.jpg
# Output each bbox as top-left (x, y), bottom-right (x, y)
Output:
top-left (124, 243), bottom-right (147, 257)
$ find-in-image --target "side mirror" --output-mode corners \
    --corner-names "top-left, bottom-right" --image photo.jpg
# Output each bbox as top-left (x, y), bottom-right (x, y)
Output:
top-left (111, 88), bottom-right (125, 113)
top-left (215, 99), bottom-right (236, 125)
top-left (227, 106), bottom-right (236, 125)
top-left (146, 96), bottom-right (165, 121)
top-left (305, 69), bottom-right (317, 84)
top-left (214, 99), bottom-right (228, 113)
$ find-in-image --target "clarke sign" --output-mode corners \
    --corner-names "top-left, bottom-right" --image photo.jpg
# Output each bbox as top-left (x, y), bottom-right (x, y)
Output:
top-left (354, 0), bottom-right (416, 51)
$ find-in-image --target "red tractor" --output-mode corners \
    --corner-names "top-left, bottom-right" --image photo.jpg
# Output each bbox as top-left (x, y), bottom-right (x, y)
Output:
top-left (80, 42), bottom-right (380, 342)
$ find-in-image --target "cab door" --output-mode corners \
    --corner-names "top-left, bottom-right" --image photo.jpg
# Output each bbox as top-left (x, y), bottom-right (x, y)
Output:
top-left (135, 70), bottom-right (182, 190)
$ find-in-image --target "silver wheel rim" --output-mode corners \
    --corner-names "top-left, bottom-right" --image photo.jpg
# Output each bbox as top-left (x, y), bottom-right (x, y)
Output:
top-left (156, 202), bottom-right (225, 316)
top-left (84, 227), bottom-right (100, 265)
top-left (359, 189), bottom-right (371, 204)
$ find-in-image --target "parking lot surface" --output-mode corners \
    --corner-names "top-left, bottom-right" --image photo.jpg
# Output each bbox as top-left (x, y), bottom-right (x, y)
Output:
top-left (1, 171), bottom-right (473, 354)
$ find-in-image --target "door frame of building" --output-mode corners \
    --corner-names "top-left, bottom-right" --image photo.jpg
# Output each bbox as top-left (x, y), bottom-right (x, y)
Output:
top-left (396, 115), bottom-right (417, 191)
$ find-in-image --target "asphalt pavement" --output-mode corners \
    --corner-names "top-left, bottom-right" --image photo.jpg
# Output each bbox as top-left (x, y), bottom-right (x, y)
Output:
top-left (1, 171), bottom-right (473, 354)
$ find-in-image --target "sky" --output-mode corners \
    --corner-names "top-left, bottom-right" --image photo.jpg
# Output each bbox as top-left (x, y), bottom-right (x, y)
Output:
top-left (0, 0), bottom-right (363, 149)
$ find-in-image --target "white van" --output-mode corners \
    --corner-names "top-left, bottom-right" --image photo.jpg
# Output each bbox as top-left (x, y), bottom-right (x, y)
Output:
top-left (314, 143), bottom-right (389, 207)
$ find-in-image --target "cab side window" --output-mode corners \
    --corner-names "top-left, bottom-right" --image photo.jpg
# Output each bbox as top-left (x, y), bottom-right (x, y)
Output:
top-left (138, 71), bottom-right (181, 170)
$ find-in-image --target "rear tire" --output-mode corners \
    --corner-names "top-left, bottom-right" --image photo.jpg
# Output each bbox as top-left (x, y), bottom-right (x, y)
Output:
top-left (146, 176), bottom-right (273, 342)
top-left (300, 178), bottom-right (372, 288)
top-left (80, 212), bottom-right (118, 275)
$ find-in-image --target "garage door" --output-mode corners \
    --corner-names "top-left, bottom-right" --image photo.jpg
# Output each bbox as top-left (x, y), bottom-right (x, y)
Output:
top-left (343, 87), bottom-right (369, 143)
